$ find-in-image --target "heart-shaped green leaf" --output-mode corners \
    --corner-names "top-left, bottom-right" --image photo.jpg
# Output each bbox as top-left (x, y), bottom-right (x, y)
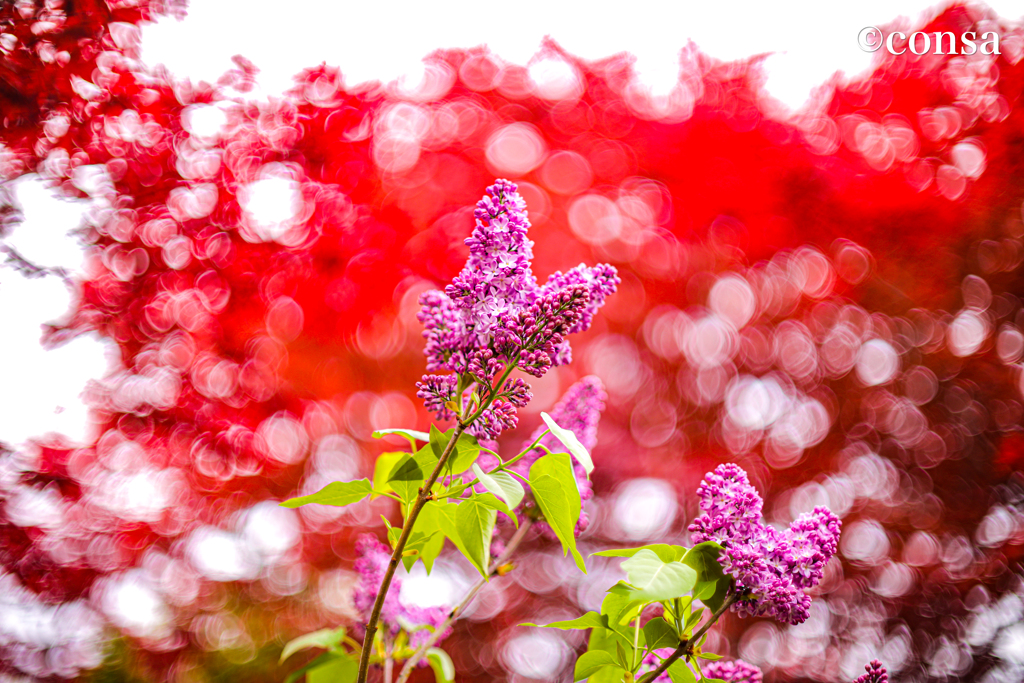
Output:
top-left (620, 549), bottom-right (697, 602)
top-left (471, 463), bottom-right (525, 509)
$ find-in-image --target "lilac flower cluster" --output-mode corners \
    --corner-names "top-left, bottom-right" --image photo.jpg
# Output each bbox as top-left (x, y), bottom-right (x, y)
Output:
top-left (513, 376), bottom-right (607, 537)
top-left (854, 661), bottom-right (888, 683)
top-left (416, 180), bottom-right (618, 438)
top-left (703, 659), bottom-right (763, 683)
top-left (447, 179), bottom-right (537, 341)
top-left (352, 535), bottom-right (451, 647)
top-left (688, 464), bottom-right (841, 625)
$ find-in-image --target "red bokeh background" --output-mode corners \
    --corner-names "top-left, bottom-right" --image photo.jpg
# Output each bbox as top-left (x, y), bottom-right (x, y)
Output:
top-left (2, 2), bottom-right (1024, 681)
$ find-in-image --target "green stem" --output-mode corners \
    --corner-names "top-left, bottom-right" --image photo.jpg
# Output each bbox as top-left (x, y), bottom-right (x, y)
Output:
top-left (632, 604), bottom-right (645, 671)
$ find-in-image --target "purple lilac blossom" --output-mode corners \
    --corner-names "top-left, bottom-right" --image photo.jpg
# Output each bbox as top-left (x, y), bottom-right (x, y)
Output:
top-left (351, 534), bottom-right (451, 647)
top-left (688, 464), bottom-right (841, 625)
top-left (854, 661), bottom-right (888, 683)
top-left (415, 180), bottom-right (618, 438)
top-left (704, 659), bottom-right (763, 683)
top-left (447, 178), bottom-right (537, 341)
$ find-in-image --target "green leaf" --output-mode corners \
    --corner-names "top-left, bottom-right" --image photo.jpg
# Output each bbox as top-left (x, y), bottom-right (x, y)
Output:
top-left (531, 452), bottom-right (581, 516)
top-left (681, 542), bottom-right (724, 580)
top-left (666, 659), bottom-right (697, 683)
top-left (416, 501), bottom-right (447, 573)
top-left (681, 542), bottom-right (729, 612)
top-left (429, 424), bottom-right (450, 459)
top-left (471, 463), bottom-right (525, 509)
top-left (530, 452), bottom-right (585, 572)
top-left (614, 640), bottom-right (630, 670)
top-left (523, 611), bottom-right (606, 631)
top-left (388, 446), bottom-right (437, 482)
top-left (620, 550), bottom-right (697, 602)
top-left (284, 653), bottom-right (333, 683)
top-left (372, 428), bottom-right (430, 448)
top-left (574, 651), bottom-right (623, 681)
top-left (306, 656), bottom-right (358, 683)
top-left (541, 411), bottom-right (595, 476)
top-left (279, 480), bottom-right (372, 508)
top-left (642, 618), bottom-right (679, 651)
top-left (401, 529), bottom-right (442, 572)
top-left (426, 647), bottom-right (455, 683)
top-left (530, 473), bottom-right (586, 573)
top-left (388, 446), bottom-right (438, 503)
top-left (472, 492), bottom-right (519, 527)
top-left (372, 452), bottom-right (407, 499)
top-left (591, 544), bottom-right (685, 563)
top-left (683, 607), bottom-right (705, 634)
top-left (449, 434), bottom-right (481, 475)
top-left (600, 587), bottom-right (639, 633)
top-left (429, 426), bottom-right (480, 475)
top-left (696, 652), bottom-right (723, 661)
top-left (435, 504), bottom-right (474, 571)
top-left (279, 627), bottom-right (346, 663)
top-left (454, 500), bottom-right (496, 577)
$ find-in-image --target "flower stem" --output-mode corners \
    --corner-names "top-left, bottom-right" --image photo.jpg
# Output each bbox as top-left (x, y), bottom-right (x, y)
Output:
top-left (636, 593), bottom-right (738, 683)
top-left (394, 517), bottom-right (535, 683)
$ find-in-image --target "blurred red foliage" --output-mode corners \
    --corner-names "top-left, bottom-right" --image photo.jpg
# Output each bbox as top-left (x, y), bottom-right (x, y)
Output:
top-left (2, 2), bottom-right (1024, 682)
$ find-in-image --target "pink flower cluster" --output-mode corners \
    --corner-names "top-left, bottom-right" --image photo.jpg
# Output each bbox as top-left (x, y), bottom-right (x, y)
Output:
top-left (416, 180), bottom-right (618, 438)
top-left (688, 464), bottom-right (841, 625)
top-left (351, 535), bottom-right (450, 647)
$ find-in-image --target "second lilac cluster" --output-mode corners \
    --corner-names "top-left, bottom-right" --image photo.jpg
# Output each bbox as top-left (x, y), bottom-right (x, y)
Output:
top-left (416, 180), bottom-right (618, 438)
top-left (352, 535), bottom-right (451, 647)
top-left (688, 464), bottom-right (841, 625)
